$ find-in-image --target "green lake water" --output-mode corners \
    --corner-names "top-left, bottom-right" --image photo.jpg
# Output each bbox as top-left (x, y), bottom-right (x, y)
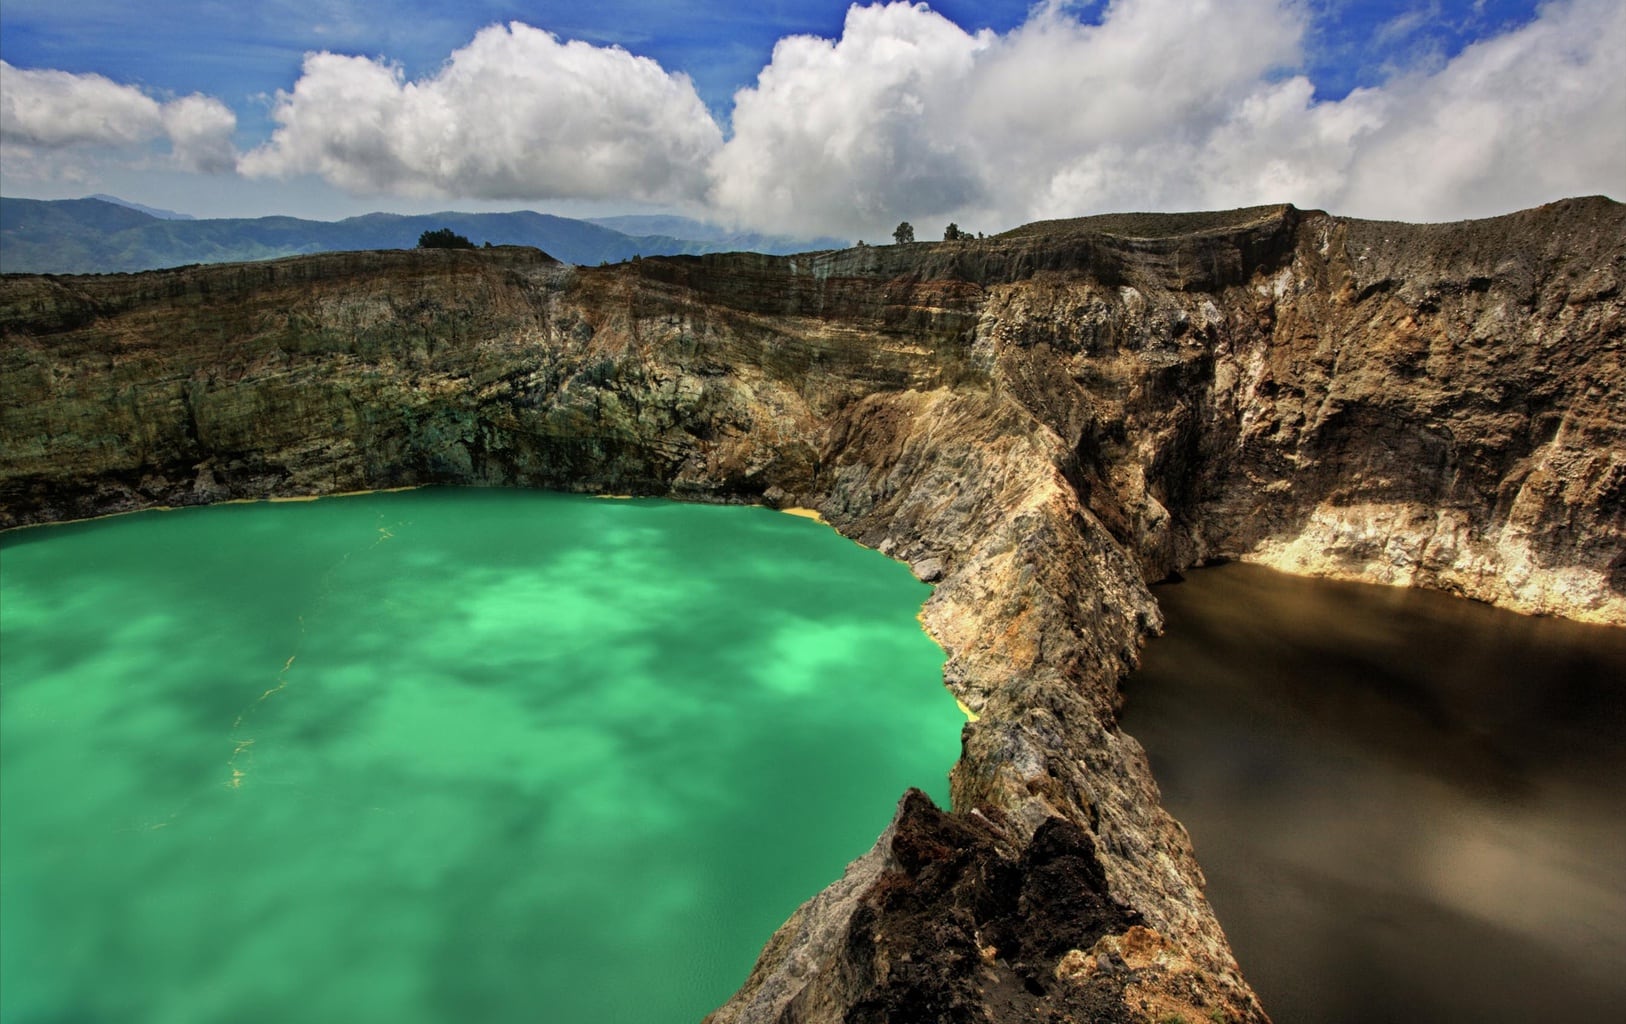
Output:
top-left (0, 489), bottom-right (961, 1024)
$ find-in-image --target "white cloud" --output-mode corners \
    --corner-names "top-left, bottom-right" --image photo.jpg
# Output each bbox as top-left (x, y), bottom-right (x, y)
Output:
top-left (960, 0), bottom-right (1308, 219)
top-left (0, 61), bottom-right (238, 175)
top-left (239, 21), bottom-right (724, 204)
top-left (709, 2), bottom-right (993, 236)
top-left (163, 94), bottom-right (240, 173)
top-left (0, 62), bottom-right (163, 148)
top-left (6, 1), bottom-right (1621, 231)
top-left (1334, 0), bottom-right (1626, 221)
top-left (709, 0), bottom-right (1626, 236)
top-left (1374, 2), bottom-right (1442, 47)
top-left (711, 0), bottom-right (1307, 236)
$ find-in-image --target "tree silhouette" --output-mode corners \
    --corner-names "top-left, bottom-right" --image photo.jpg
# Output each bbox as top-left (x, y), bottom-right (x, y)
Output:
top-left (893, 221), bottom-right (915, 244)
top-left (943, 222), bottom-right (963, 241)
top-left (417, 228), bottom-right (475, 249)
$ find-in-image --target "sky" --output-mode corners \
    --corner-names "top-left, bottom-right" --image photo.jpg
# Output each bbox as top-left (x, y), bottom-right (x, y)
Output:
top-left (1, 0), bottom-right (1621, 238)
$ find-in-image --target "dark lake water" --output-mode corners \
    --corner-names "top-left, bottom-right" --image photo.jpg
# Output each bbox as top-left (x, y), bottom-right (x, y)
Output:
top-left (1119, 562), bottom-right (1626, 1024)
top-left (0, 489), bottom-right (961, 1024)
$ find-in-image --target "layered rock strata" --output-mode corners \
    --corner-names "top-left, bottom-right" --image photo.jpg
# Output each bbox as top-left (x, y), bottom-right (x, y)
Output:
top-left (3, 198), bottom-right (1622, 1022)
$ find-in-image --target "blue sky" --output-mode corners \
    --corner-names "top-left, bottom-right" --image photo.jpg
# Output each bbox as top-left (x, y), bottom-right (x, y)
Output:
top-left (2, 1), bottom-right (1620, 234)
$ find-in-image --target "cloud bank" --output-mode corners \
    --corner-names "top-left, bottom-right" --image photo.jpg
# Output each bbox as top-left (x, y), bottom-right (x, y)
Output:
top-left (0, 61), bottom-right (238, 174)
top-left (714, 0), bottom-right (1625, 235)
top-left (239, 22), bottom-right (723, 204)
top-left (4, 1), bottom-right (1622, 234)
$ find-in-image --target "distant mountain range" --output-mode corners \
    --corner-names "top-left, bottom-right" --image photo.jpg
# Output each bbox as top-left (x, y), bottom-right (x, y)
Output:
top-left (0, 197), bottom-right (850, 275)
top-left (86, 194), bottom-right (196, 221)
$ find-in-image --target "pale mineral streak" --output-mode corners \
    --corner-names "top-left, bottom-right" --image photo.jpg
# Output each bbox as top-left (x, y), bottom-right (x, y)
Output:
top-left (4, 198), bottom-right (1621, 1022)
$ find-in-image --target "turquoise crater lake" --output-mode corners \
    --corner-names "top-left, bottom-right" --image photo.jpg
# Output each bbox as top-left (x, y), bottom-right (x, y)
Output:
top-left (0, 490), bottom-right (961, 1024)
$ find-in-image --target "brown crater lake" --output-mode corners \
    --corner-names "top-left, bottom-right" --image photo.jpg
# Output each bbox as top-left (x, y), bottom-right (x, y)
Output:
top-left (1120, 562), bottom-right (1626, 1024)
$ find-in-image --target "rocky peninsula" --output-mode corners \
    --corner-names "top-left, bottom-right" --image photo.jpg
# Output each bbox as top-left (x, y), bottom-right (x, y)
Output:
top-left (3, 198), bottom-right (1621, 1022)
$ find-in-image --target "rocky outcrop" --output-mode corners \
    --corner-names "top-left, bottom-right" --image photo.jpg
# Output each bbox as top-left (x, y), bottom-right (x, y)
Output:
top-left (3, 197), bottom-right (1622, 1022)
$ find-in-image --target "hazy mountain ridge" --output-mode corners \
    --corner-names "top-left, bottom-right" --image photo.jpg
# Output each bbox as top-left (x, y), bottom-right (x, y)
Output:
top-left (0, 198), bottom-right (850, 275)
top-left (586, 213), bottom-right (848, 252)
top-left (86, 195), bottom-right (196, 221)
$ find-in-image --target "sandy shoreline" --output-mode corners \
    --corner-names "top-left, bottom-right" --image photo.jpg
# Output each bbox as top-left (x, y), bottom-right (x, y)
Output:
top-left (778, 506), bottom-right (826, 523)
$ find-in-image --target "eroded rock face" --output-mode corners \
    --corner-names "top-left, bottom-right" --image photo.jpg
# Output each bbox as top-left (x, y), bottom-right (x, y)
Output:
top-left (709, 790), bottom-right (1257, 1024)
top-left (3, 198), bottom-right (1621, 1022)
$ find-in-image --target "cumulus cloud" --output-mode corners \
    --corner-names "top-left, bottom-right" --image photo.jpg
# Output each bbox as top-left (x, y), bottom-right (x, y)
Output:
top-left (710, 0), bottom-right (1626, 236)
top-left (239, 22), bottom-right (724, 204)
top-left (6, 1), bottom-right (1621, 231)
top-left (709, 2), bottom-right (993, 236)
top-left (1333, 0), bottom-right (1626, 221)
top-left (161, 94), bottom-right (240, 173)
top-left (0, 61), bottom-right (238, 174)
top-left (712, 0), bottom-right (1307, 236)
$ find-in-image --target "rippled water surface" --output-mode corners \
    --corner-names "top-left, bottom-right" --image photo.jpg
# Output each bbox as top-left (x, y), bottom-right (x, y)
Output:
top-left (0, 490), bottom-right (961, 1024)
top-left (1120, 562), bottom-right (1626, 1024)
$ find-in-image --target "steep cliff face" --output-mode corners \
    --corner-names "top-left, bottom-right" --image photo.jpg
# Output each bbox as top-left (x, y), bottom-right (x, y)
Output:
top-left (3, 197), bottom-right (1621, 1022)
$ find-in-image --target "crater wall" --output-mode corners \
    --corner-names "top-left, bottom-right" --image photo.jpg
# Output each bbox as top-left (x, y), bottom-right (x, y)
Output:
top-left (4, 198), bottom-right (1621, 1022)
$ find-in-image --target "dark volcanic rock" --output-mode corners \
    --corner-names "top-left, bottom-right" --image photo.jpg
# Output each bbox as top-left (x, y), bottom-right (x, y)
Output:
top-left (834, 792), bottom-right (1140, 1024)
top-left (713, 792), bottom-right (1256, 1024)
top-left (4, 197), bottom-right (1623, 1023)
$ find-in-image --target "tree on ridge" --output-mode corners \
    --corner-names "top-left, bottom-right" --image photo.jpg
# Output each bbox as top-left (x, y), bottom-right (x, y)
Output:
top-left (418, 228), bottom-right (475, 249)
